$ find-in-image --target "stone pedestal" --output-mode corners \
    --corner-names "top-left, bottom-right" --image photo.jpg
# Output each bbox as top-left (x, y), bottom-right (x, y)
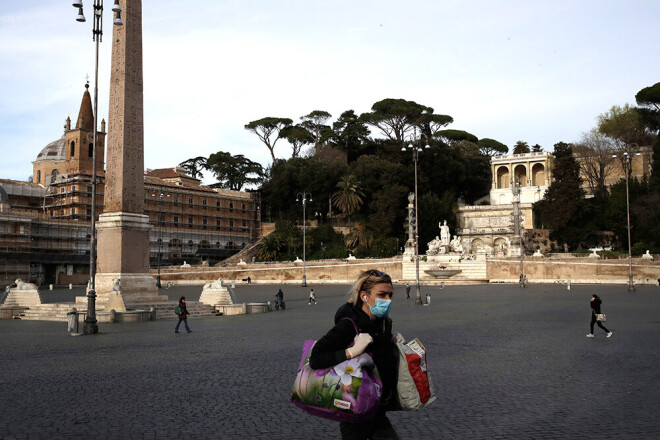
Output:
top-left (2, 288), bottom-right (42, 308)
top-left (95, 213), bottom-right (167, 305)
top-left (104, 292), bottom-right (127, 312)
top-left (199, 286), bottom-right (234, 307)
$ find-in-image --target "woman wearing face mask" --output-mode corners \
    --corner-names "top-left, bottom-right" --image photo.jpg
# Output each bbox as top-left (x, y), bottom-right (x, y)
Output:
top-left (309, 270), bottom-right (404, 440)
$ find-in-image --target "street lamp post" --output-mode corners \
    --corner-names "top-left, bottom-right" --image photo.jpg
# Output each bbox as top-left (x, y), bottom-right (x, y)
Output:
top-left (152, 191), bottom-right (169, 288)
top-left (615, 150), bottom-right (639, 292)
top-left (511, 180), bottom-right (524, 287)
top-left (296, 192), bottom-right (312, 287)
top-left (401, 132), bottom-right (429, 305)
top-left (73, 0), bottom-right (123, 335)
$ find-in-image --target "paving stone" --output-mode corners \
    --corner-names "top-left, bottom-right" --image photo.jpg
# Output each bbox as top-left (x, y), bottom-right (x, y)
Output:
top-left (1, 283), bottom-right (659, 439)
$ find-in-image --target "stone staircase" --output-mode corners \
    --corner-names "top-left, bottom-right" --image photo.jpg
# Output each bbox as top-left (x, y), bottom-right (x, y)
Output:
top-left (21, 301), bottom-right (217, 322)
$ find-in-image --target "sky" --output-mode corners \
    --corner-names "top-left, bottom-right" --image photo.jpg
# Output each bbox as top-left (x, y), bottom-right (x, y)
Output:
top-left (1, 0), bottom-right (659, 185)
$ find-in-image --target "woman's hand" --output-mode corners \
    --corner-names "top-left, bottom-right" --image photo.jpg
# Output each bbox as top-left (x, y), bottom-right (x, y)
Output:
top-left (346, 333), bottom-right (373, 359)
top-left (392, 332), bottom-right (405, 344)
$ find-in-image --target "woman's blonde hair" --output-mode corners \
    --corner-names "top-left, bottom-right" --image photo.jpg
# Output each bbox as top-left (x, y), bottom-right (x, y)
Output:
top-left (348, 269), bottom-right (393, 307)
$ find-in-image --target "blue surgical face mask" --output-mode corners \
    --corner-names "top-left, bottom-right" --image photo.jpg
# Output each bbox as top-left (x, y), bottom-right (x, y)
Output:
top-left (368, 297), bottom-right (392, 318)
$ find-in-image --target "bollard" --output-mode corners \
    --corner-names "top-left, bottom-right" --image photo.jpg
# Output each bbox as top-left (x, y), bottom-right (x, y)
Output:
top-left (440, 282), bottom-right (445, 289)
top-left (49, 284), bottom-right (53, 291)
top-left (267, 300), bottom-right (272, 312)
top-left (425, 293), bottom-right (431, 305)
top-left (69, 283), bottom-right (72, 290)
top-left (231, 280), bottom-right (236, 288)
top-left (67, 307), bottom-right (78, 333)
top-left (567, 280), bottom-right (571, 290)
top-left (149, 306), bottom-right (156, 321)
top-left (109, 309), bottom-right (117, 323)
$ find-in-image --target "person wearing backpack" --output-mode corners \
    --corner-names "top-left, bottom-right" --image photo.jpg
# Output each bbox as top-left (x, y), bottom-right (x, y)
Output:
top-left (309, 269), bottom-right (404, 439)
top-left (175, 296), bottom-right (192, 334)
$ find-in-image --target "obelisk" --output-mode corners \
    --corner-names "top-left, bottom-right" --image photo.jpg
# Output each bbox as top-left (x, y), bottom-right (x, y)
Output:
top-left (94, 0), bottom-right (166, 304)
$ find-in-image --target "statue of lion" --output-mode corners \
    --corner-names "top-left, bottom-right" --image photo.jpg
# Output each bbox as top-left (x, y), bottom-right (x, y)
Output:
top-left (14, 278), bottom-right (38, 291)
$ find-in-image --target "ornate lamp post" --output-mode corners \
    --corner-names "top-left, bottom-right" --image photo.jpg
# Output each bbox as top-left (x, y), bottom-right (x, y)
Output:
top-left (73, 0), bottom-right (123, 335)
top-left (296, 192), bottom-right (312, 287)
top-left (152, 191), bottom-right (170, 288)
top-left (614, 150), bottom-right (640, 292)
top-left (511, 180), bottom-right (524, 287)
top-left (401, 132), bottom-right (429, 305)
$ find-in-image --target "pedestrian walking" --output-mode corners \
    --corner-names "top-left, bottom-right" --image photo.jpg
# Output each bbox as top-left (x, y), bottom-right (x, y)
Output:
top-left (405, 283), bottom-right (411, 299)
top-left (587, 294), bottom-right (612, 338)
top-left (175, 296), bottom-right (192, 334)
top-left (310, 269), bottom-right (404, 439)
top-left (308, 288), bottom-right (317, 305)
top-left (247, 276), bottom-right (251, 284)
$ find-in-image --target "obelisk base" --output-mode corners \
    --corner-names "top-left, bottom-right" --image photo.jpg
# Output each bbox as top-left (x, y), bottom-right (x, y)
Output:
top-left (94, 212), bottom-right (168, 305)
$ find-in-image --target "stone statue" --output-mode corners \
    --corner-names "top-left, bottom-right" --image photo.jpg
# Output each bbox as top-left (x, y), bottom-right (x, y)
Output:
top-left (439, 220), bottom-right (450, 246)
top-left (210, 278), bottom-right (225, 289)
top-left (13, 278), bottom-right (38, 291)
top-left (111, 278), bottom-right (121, 293)
top-left (427, 236), bottom-right (442, 255)
top-left (181, 261), bottom-right (191, 268)
top-left (450, 235), bottom-right (464, 254)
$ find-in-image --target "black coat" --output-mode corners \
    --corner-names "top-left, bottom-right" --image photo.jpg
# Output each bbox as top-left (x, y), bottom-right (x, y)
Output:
top-left (309, 302), bottom-right (398, 408)
top-left (590, 298), bottom-right (602, 314)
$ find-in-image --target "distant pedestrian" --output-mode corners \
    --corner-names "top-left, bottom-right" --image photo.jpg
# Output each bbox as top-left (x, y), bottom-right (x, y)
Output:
top-left (308, 288), bottom-right (317, 305)
top-left (175, 296), bottom-right (192, 334)
top-left (587, 294), bottom-right (611, 338)
top-left (657, 277), bottom-right (660, 287)
top-left (405, 283), bottom-right (411, 299)
top-left (247, 276), bottom-right (252, 284)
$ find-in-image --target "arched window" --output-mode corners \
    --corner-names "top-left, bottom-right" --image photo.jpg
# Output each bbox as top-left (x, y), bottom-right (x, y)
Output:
top-left (88, 143), bottom-right (93, 158)
top-left (70, 141), bottom-right (75, 156)
top-left (37, 170), bottom-right (41, 183)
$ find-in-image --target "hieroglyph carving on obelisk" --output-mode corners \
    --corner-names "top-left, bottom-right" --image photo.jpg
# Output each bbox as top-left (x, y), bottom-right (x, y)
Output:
top-left (90, 0), bottom-right (166, 305)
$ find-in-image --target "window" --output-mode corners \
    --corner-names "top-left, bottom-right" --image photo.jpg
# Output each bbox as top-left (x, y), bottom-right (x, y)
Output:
top-left (229, 220), bottom-right (234, 230)
top-left (158, 214), bottom-right (165, 227)
top-left (202, 218), bottom-right (207, 230)
top-left (188, 217), bottom-right (193, 228)
top-left (72, 185), bottom-right (77, 192)
top-left (188, 197), bottom-right (193, 207)
top-left (87, 185), bottom-right (92, 193)
top-left (174, 195), bottom-right (179, 204)
top-left (60, 187), bottom-right (65, 194)
top-left (86, 208), bottom-right (91, 217)
top-left (216, 220), bottom-right (221, 230)
top-left (37, 170), bottom-right (41, 183)
top-left (88, 143), bottom-right (93, 157)
top-left (70, 141), bottom-right (75, 156)
top-left (242, 203), bottom-right (246, 210)
top-left (203, 199), bottom-right (207, 209)
top-left (216, 200), bottom-right (220, 209)
top-left (173, 216), bottom-right (179, 228)
top-left (229, 202), bottom-right (234, 211)
top-left (242, 220), bottom-right (247, 229)
top-left (72, 208), bottom-right (76, 214)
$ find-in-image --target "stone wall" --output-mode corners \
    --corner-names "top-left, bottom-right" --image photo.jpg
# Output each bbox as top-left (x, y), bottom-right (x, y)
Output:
top-left (157, 258), bottom-right (402, 284)
top-left (488, 257), bottom-right (660, 284)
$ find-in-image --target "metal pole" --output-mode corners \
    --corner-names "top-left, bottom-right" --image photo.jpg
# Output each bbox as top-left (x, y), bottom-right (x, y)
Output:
top-left (302, 195), bottom-right (307, 287)
top-left (156, 193), bottom-right (163, 288)
top-left (625, 157), bottom-right (634, 292)
top-left (414, 148), bottom-right (422, 305)
top-left (84, 0), bottom-right (103, 335)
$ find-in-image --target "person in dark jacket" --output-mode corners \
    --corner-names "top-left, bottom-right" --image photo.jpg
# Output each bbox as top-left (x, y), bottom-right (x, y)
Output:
top-left (310, 269), bottom-right (404, 440)
top-left (587, 294), bottom-right (612, 338)
top-left (175, 296), bottom-right (192, 334)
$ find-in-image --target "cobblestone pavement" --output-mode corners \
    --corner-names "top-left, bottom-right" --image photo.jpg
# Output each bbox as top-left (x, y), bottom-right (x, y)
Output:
top-left (1, 283), bottom-right (660, 439)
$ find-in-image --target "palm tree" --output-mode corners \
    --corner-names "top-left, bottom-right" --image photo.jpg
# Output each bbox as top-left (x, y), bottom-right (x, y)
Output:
top-left (256, 233), bottom-right (284, 261)
top-left (345, 222), bottom-right (374, 250)
top-left (331, 175), bottom-right (364, 227)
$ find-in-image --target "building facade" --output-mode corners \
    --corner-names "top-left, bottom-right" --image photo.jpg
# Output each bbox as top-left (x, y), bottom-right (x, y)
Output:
top-left (0, 85), bottom-right (260, 286)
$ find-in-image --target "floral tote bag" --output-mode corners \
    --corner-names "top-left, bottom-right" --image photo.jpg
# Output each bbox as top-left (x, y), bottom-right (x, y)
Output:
top-left (291, 318), bottom-right (383, 423)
